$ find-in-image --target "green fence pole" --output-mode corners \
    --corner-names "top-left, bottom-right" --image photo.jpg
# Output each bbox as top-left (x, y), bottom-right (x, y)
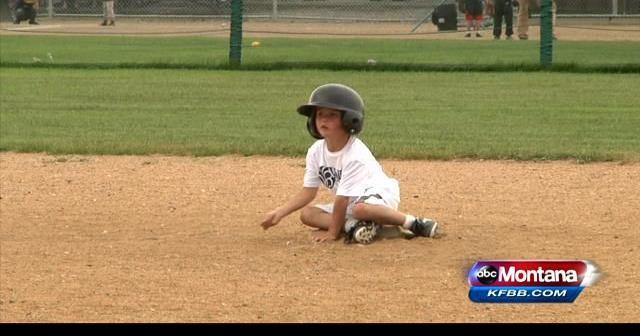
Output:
top-left (229, 0), bottom-right (244, 66)
top-left (540, 0), bottom-right (553, 67)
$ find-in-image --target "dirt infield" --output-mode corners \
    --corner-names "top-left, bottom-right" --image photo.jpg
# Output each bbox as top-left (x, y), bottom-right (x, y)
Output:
top-left (1, 17), bottom-right (639, 41)
top-left (1, 153), bottom-right (639, 322)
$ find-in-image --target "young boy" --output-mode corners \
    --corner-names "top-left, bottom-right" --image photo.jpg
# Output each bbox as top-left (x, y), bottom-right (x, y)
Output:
top-left (463, 0), bottom-right (484, 38)
top-left (260, 83), bottom-right (439, 244)
top-left (100, 0), bottom-right (115, 26)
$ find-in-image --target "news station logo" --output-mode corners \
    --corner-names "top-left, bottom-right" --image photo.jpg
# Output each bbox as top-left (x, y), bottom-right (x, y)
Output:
top-left (468, 260), bottom-right (600, 303)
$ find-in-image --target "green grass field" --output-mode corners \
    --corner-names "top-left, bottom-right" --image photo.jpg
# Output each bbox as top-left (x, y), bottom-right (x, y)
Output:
top-left (1, 36), bottom-right (639, 70)
top-left (1, 67), bottom-right (639, 161)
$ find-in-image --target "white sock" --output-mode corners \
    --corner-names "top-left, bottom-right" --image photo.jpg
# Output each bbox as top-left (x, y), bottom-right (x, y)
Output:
top-left (402, 215), bottom-right (416, 229)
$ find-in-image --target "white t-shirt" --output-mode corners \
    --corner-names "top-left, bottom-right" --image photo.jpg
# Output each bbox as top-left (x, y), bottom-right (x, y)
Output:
top-left (303, 136), bottom-right (395, 198)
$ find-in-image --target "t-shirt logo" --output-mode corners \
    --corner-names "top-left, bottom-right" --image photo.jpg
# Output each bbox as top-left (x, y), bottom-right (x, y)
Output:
top-left (318, 166), bottom-right (341, 189)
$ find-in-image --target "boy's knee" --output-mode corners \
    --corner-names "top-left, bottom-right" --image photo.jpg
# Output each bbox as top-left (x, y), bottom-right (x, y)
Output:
top-left (300, 206), bottom-right (312, 224)
top-left (352, 202), bottom-right (369, 220)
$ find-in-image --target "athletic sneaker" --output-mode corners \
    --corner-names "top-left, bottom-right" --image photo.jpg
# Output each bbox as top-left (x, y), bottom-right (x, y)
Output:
top-left (409, 218), bottom-right (439, 238)
top-left (345, 220), bottom-right (379, 245)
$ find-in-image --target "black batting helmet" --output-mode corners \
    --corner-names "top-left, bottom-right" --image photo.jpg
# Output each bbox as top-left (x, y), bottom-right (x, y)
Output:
top-left (297, 83), bottom-right (365, 139)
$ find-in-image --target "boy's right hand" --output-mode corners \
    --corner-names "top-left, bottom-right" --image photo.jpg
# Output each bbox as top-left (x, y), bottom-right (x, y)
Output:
top-left (261, 208), bottom-right (284, 230)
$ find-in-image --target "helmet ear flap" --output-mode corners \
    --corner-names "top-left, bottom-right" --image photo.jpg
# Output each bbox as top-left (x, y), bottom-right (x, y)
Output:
top-left (307, 112), bottom-right (323, 139)
top-left (342, 109), bottom-right (364, 135)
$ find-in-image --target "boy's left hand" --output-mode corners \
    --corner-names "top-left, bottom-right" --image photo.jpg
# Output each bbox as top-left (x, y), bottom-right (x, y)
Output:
top-left (311, 230), bottom-right (340, 243)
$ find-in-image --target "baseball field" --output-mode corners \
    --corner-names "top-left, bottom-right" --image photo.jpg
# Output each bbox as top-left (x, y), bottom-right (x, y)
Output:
top-left (1, 18), bottom-right (639, 322)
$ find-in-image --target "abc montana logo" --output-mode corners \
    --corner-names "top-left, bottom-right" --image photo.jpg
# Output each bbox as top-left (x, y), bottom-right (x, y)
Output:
top-left (475, 265), bottom-right (578, 285)
top-left (468, 260), bottom-right (600, 303)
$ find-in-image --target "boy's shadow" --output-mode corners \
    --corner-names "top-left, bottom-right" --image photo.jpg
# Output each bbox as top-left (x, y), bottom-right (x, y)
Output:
top-left (377, 225), bottom-right (446, 241)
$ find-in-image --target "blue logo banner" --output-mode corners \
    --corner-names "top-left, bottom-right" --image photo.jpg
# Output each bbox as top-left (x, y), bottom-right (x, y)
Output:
top-left (469, 287), bottom-right (584, 303)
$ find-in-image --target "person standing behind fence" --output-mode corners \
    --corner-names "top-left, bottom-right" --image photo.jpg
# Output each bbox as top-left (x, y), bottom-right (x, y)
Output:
top-left (490, 0), bottom-right (514, 39)
top-left (463, 0), bottom-right (484, 38)
top-left (100, 0), bottom-right (115, 26)
top-left (517, 0), bottom-right (557, 40)
top-left (13, 0), bottom-right (39, 25)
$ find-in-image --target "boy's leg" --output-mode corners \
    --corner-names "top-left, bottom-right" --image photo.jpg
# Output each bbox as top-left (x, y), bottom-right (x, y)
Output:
top-left (13, 7), bottom-right (22, 24)
top-left (27, 5), bottom-right (37, 24)
top-left (493, 1), bottom-right (504, 38)
top-left (517, 0), bottom-right (529, 38)
top-left (299, 205), bottom-right (332, 230)
top-left (474, 18), bottom-right (482, 35)
top-left (471, 1), bottom-right (482, 34)
top-left (505, 0), bottom-right (514, 37)
top-left (106, 1), bottom-right (115, 24)
top-left (351, 203), bottom-right (438, 238)
top-left (300, 202), bottom-right (385, 243)
top-left (348, 181), bottom-right (438, 238)
top-left (101, 1), bottom-right (108, 25)
top-left (352, 202), bottom-right (404, 226)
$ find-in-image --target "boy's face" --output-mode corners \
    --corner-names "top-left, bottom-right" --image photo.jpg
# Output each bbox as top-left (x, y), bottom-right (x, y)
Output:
top-left (315, 107), bottom-right (347, 139)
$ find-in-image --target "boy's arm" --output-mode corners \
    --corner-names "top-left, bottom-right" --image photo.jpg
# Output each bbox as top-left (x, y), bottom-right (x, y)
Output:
top-left (328, 196), bottom-right (349, 238)
top-left (278, 187), bottom-right (319, 218)
top-left (261, 187), bottom-right (318, 230)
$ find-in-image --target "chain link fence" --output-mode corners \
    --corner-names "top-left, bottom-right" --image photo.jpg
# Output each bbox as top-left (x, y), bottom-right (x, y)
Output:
top-left (23, 0), bottom-right (640, 20)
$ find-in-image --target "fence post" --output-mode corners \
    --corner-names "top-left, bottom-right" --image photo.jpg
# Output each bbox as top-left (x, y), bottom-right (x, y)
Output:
top-left (612, 0), bottom-right (618, 15)
top-left (48, 0), bottom-right (52, 18)
top-left (540, 0), bottom-right (553, 67)
top-left (229, 0), bottom-right (244, 66)
top-left (273, 0), bottom-right (278, 19)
